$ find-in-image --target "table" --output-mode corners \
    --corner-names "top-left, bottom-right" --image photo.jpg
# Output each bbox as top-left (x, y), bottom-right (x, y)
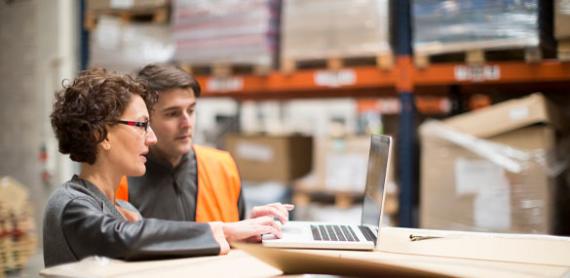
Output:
top-left (40, 227), bottom-right (570, 277)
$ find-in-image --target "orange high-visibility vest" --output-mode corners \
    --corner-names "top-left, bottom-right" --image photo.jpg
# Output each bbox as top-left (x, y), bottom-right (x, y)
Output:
top-left (116, 145), bottom-right (241, 222)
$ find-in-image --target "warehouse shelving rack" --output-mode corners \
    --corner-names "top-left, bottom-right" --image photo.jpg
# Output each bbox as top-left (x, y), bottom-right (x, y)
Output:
top-left (192, 1), bottom-right (570, 228)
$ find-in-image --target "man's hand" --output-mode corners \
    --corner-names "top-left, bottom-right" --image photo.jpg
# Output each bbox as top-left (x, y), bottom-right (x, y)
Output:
top-left (249, 203), bottom-right (295, 224)
top-left (222, 216), bottom-right (283, 243)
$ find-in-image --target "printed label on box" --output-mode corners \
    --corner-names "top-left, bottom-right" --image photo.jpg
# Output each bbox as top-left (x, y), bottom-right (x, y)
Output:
top-left (455, 158), bottom-right (511, 229)
top-left (454, 159), bottom-right (508, 195)
top-left (474, 185), bottom-right (511, 230)
top-left (236, 142), bottom-right (273, 162)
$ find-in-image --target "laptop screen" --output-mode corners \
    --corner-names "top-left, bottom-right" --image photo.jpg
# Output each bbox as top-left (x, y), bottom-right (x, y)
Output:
top-left (360, 135), bottom-right (391, 228)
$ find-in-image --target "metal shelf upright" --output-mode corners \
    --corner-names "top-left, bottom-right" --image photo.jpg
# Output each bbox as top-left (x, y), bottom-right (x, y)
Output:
top-left (394, 0), bottom-right (417, 228)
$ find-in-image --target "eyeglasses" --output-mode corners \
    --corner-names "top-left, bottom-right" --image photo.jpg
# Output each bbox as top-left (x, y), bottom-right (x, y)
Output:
top-left (115, 120), bottom-right (149, 133)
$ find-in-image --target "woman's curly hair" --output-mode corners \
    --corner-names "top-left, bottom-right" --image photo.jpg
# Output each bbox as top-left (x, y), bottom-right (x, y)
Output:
top-left (50, 68), bottom-right (157, 164)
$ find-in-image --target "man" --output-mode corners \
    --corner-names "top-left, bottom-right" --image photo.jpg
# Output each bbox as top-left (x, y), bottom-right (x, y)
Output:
top-left (116, 64), bottom-right (292, 226)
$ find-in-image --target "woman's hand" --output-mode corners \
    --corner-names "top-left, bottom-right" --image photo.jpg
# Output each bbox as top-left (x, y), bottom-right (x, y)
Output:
top-left (209, 222), bottom-right (230, 255)
top-left (249, 203), bottom-right (294, 224)
top-left (222, 216), bottom-right (283, 243)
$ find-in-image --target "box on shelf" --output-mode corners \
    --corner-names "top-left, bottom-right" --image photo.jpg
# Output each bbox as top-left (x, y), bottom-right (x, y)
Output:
top-left (412, 0), bottom-right (552, 56)
top-left (293, 136), bottom-right (399, 222)
top-left (172, 0), bottom-right (279, 68)
top-left (301, 136), bottom-right (396, 193)
top-left (555, 0), bottom-right (570, 59)
top-left (224, 134), bottom-right (313, 183)
top-left (419, 93), bottom-right (570, 234)
top-left (281, 0), bottom-right (391, 62)
top-left (89, 16), bottom-right (174, 73)
top-left (555, 0), bottom-right (570, 39)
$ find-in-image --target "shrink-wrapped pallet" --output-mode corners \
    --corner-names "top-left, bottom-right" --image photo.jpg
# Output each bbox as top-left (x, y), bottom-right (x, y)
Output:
top-left (173, 0), bottom-right (279, 68)
top-left (281, 0), bottom-right (391, 63)
top-left (413, 0), bottom-right (548, 56)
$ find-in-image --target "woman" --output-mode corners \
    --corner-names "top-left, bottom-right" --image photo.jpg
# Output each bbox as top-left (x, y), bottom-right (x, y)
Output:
top-left (44, 68), bottom-right (281, 267)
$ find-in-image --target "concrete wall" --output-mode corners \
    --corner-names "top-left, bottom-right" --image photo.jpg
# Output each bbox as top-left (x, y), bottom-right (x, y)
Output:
top-left (0, 0), bottom-right (77, 241)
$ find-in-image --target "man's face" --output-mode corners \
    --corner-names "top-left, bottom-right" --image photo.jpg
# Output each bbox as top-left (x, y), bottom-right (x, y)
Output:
top-left (150, 88), bottom-right (196, 163)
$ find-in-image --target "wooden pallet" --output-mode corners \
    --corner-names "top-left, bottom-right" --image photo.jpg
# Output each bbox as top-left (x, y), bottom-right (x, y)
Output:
top-left (281, 52), bottom-right (394, 74)
top-left (84, 7), bottom-right (169, 31)
top-left (180, 63), bottom-right (272, 77)
top-left (292, 190), bottom-right (398, 215)
top-left (558, 39), bottom-right (570, 61)
top-left (293, 191), bottom-right (361, 209)
top-left (415, 47), bottom-right (542, 68)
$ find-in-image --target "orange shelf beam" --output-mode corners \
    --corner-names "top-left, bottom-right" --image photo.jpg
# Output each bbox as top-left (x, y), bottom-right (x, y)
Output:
top-left (413, 60), bottom-right (570, 86)
top-left (198, 66), bottom-right (397, 97)
top-left (198, 61), bottom-right (570, 97)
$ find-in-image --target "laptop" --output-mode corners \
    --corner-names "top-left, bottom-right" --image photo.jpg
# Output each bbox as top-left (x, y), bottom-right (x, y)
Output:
top-left (262, 135), bottom-right (392, 250)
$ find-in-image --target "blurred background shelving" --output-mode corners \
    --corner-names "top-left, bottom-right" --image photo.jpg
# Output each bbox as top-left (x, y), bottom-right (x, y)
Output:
top-left (74, 0), bottom-right (570, 245)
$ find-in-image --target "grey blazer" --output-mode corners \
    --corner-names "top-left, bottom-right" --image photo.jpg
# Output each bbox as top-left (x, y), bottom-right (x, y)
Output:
top-left (43, 175), bottom-right (220, 267)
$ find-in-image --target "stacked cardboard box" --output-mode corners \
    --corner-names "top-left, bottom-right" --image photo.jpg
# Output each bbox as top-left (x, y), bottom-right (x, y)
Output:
top-left (301, 137), bottom-right (396, 193)
top-left (419, 94), bottom-right (569, 234)
top-left (172, 0), bottom-right (279, 68)
top-left (293, 136), bottom-right (399, 222)
top-left (281, 0), bottom-right (391, 62)
top-left (555, 0), bottom-right (570, 59)
top-left (89, 16), bottom-right (174, 73)
top-left (224, 134), bottom-right (313, 183)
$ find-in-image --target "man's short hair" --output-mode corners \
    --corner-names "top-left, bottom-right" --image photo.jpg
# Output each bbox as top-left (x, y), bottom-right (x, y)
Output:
top-left (137, 64), bottom-right (201, 97)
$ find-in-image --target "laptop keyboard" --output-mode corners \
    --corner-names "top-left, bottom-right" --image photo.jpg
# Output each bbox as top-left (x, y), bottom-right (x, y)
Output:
top-left (358, 225), bottom-right (378, 242)
top-left (310, 224), bottom-right (376, 242)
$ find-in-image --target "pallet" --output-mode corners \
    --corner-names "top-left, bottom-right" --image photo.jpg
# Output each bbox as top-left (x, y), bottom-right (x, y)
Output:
top-left (281, 52), bottom-right (394, 74)
top-left (415, 47), bottom-right (542, 68)
top-left (558, 39), bottom-right (570, 62)
top-left (180, 63), bottom-right (272, 77)
top-left (84, 7), bottom-right (169, 31)
top-left (293, 191), bottom-right (362, 209)
top-left (292, 190), bottom-right (398, 215)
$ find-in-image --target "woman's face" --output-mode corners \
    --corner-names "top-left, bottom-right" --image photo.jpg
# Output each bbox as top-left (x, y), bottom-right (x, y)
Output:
top-left (106, 95), bottom-right (157, 176)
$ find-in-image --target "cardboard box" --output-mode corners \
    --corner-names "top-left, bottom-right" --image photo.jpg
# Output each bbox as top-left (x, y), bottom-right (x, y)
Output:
top-left (314, 137), bottom-right (371, 192)
top-left (0, 177), bottom-right (37, 273)
top-left (281, 0), bottom-right (391, 62)
top-left (419, 94), bottom-right (567, 234)
top-left (307, 136), bottom-right (396, 193)
top-left (86, 0), bottom-right (168, 12)
top-left (555, 0), bottom-right (570, 39)
top-left (89, 16), bottom-right (174, 73)
top-left (293, 136), bottom-right (398, 219)
top-left (224, 134), bottom-right (313, 183)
